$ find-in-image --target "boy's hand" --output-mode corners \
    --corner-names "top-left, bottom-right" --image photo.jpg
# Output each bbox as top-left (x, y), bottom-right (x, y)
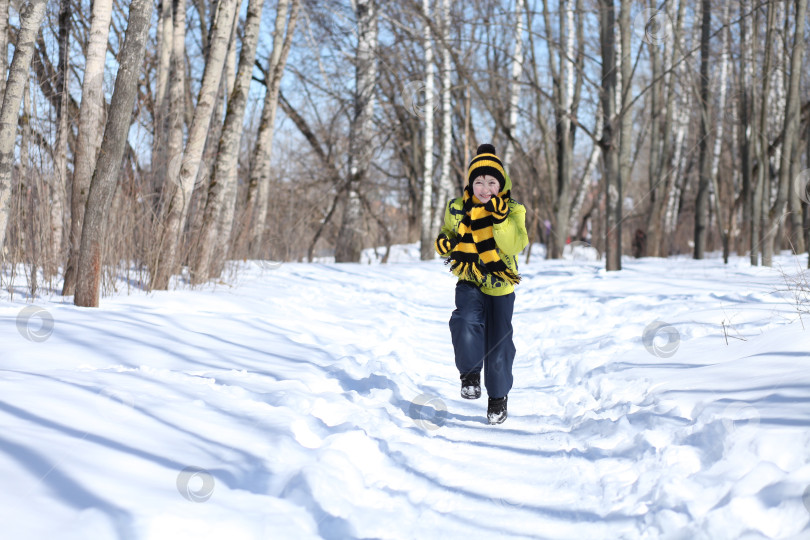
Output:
top-left (485, 196), bottom-right (510, 223)
top-left (435, 233), bottom-right (457, 256)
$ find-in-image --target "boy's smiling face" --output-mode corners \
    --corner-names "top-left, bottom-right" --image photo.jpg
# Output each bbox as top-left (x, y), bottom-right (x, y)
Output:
top-left (472, 175), bottom-right (500, 203)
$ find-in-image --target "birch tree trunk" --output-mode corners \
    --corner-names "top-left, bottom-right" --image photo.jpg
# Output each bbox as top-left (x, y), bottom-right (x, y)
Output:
top-left (663, 93), bottom-right (691, 243)
top-left (151, 0), bottom-right (174, 185)
top-left (693, 0), bottom-right (711, 259)
top-left (740, 0), bottom-right (755, 264)
top-left (151, 0), bottom-right (186, 283)
top-left (788, 134), bottom-right (804, 254)
top-left (645, 0), bottom-right (662, 257)
top-left (0, 0), bottom-right (48, 257)
top-left (62, 0), bottom-right (113, 296)
top-left (616, 0), bottom-right (631, 258)
top-left (647, 0), bottom-right (681, 257)
top-left (49, 0), bottom-right (71, 276)
top-left (191, 0), bottom-right (264, 283)
top-left (435, 0), bottom-right (453, 228)
top-left (758, 1), bottom-right (777, 266)
top-left (802, 121), bottom-right (810, 268)
top-left (0, 0), bottom-right (9, 108)
top-left (709, 0), bottom-right (731, 263)
top-left (772, 0), bottom-right (807, 258)
top-left (151, 0), bottom-right (239, 289)
top-left (335, 0), bottom-right (378, 263)
top-left (707, 1), bottom-right (733, 262)
top-left (223, 7), bottom-right (239, 103)
top-left (540, 0), bottom-right (559, 256)
top-left (550, 0), bottom-right (575, 259)
top-left (243, 0), bottom-right (299, 256)
top-left (20, 78), bottom-right (31, 265)
top-left (661, 0), bottom-right (691, 254)
top-left (206, 7), bottom-right (261, 278)
top-left (74, 0), bottom-right (154, 307)
top-left (155, 0), bottom-right (173, 127)
top-left (503, 0), bottom-right (525, 167)
top-left (599, 0), bottom-right (621, 271)
top-left (789, 140), bottom-right (806, 254)
top-left (418, 0), bottom-right (435, 261)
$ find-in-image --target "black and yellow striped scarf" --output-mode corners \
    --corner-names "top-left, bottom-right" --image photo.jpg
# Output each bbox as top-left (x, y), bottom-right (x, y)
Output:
top-left (446, 186), bottom-right (521, 285)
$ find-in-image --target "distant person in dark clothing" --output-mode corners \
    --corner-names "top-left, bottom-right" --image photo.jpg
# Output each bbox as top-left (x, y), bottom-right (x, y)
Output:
top-left (632, 229), bottom-right (647, 258)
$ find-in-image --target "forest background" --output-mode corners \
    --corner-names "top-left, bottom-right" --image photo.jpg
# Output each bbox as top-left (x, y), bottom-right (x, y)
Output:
top-left (0, 0), bottom-right (808, 307)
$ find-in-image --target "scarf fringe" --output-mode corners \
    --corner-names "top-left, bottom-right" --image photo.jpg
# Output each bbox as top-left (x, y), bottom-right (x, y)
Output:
top-left (446, 258), bottom-right (487, 282)
top-left (445, 257), bottom-right (521, 285)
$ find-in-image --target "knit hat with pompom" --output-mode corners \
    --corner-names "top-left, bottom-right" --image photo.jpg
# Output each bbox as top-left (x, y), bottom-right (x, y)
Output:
top-left (467, 143), bottom-right (506, 191)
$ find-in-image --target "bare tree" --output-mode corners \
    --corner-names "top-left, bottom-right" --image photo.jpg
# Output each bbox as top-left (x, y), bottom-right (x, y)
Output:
top-left (503, 0), bottom-right (525, 168)
top-left (435, 0), bottom-right (454, 226)
top-left (46, 0), bottom-right (71, 277)
top-left (709, 0), bottom-right (731, 263)
top-left (74, 0), bottom-right (154, 307)
top-left (598, 0), bottom-right (621, 270)
top-left (335, 0), bottom-right (378, 262)
top-left (0, 0), bottom-right (48, 257)
top-left (770, 0), bottom-right (807, 259)
top-left (151, 0), bottom-right (186, 282)
top-left (0, 0), bottom-right (7, 99)
top-left (418, 0), bottom-right (435, 261)
top-left (616, 0), bottom-right (632, 258)
top-left (62, 0), bottom-right (113, 296)
top-left (243, 0), bottom-right (299, 256)
top-left (739, 0), bottom-right (756, 265)
top-left (755, 0), bottom-right (777, 266)
top-left (151, 0), bottom-right (239, 289)
top-left (151, 0), bottom-right (175, 184)
top-left (191, 0), bottom-right (264, 283)
top-left (646, 0), bottom-right (683, 257)
top-left (662, 0), bottom-right (691, 256)
top-left (693, 0), bottom-right (711, 259)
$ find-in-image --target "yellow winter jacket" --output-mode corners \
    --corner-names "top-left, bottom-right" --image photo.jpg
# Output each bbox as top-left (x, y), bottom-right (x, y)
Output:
top-left (438, 174), bottom-right (529, 296)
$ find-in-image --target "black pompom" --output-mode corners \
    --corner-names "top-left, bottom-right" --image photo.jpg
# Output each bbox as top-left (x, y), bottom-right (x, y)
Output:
top-left (476, 143), bottom-right (496, 156)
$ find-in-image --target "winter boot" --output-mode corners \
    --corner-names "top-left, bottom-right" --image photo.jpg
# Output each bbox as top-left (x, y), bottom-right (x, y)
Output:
top-left (487, 396), bottom-right (508, 424)
top-left (460, 372), bottom-right (481, 400)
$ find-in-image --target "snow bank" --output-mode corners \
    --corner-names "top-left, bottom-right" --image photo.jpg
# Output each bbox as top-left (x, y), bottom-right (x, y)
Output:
top-left (2, 249), bottom-right (809, 539)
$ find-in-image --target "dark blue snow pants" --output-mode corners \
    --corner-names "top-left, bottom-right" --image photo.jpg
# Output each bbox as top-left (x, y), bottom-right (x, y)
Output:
top-left (449, 281), bottom-right (516, 399)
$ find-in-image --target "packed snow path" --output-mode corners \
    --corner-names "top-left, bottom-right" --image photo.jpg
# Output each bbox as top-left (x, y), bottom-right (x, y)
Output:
top-left (2, 248), bottom-right (810, 539)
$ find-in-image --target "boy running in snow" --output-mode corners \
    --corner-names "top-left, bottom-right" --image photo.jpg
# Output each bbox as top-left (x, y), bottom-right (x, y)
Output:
top-left (434, 144), bottom-right (529, 424)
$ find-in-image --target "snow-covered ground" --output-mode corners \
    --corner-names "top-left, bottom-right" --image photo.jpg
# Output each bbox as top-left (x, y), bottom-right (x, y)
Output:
top-left (2, 245), bottom-right (810, 540)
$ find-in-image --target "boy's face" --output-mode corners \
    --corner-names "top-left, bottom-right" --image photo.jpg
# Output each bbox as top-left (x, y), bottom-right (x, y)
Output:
top-left (472, 175), bottom-right (500, 203)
